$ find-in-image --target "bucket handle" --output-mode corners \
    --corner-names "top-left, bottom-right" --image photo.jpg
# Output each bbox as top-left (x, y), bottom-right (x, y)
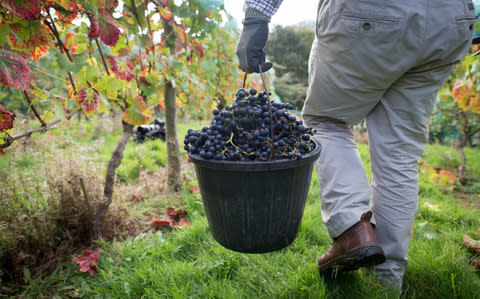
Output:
top-left (258, 66), bottom-right (275, 160)
top-left (240, 68), bottom-right (275, 161)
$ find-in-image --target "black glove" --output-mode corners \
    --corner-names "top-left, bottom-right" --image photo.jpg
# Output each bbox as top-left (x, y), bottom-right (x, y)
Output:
top-left (236, 20), bottom-right (273, 73)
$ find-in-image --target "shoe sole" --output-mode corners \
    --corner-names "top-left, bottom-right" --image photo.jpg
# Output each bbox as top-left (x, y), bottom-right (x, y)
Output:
top-left (318, 242), bottom-right (386, 274)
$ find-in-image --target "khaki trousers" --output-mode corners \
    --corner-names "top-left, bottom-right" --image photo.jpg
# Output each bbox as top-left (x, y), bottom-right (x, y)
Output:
top-left (302, 0), bottom-right (474, 289)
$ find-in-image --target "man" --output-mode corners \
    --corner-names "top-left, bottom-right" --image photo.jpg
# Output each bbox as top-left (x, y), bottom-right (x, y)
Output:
top-left (236, 0), bottom-right (475, 292)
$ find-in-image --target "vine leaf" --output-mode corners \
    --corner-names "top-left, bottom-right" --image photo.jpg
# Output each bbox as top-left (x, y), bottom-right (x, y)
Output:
top-left (0, 104), bottom-right (15, 131)
top-left (451, 79), bottom-right (480, 113)
top-left (64, 32), bottom-right (78, 55)
top-left (451, 79), bottom-right (473, 101)
top-left (123, 96), bottom-right (151, 125)
top-left (0, 49), bottom-right (31, 90)
top-left (191, 40), bottom-right (205, 59)
top-left (173, 23), bottom-right (188, 50)
top-left (31, 45), bottom-right (50, 62)
top-left (87, 9), bottom-right (121, 47)
top-left (54, 96), bottom-right (68, 118)
top-left (0, 0), bottom-right (40, 20)
top-left (49, 0), bottom-right (81, 24)
top-left (8, 21), bottom-right (50, 52)
top-left (158, 6), bottom-right (173, 21)
top-left (75, 89), bottom-right (99, 115)
top-left (108, 56), bottom-right (134, 82)
top-left (87, 12), bottom-right (100, 39)
top-left (99, 9), bottom-right (121, 46)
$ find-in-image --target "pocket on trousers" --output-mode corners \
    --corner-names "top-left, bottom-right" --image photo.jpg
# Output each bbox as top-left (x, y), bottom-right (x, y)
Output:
top-left (455, 16), bottom-right (476, 40)
top-left (317, 12), bottom-right (401, 54)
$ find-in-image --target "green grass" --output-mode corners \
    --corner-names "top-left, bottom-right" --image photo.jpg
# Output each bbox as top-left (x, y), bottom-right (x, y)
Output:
top-left (3, 116), bottom-right (480, 298)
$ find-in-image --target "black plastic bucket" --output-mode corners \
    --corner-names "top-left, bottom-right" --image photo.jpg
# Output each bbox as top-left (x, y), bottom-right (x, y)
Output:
top-left (188, 144), bottom-right (321, 253)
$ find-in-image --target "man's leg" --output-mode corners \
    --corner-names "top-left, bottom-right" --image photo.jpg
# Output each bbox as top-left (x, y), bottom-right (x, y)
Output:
top-left (366, 63), bottom-right (460, 290)
top-left (304, 117), bottom-right (372, 238)
top-left (304, 116), bottom-right (385, 273)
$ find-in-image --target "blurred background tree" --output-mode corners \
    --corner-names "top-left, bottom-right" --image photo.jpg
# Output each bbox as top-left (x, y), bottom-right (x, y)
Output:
top-left (265, 24), bottom-right (314, 110)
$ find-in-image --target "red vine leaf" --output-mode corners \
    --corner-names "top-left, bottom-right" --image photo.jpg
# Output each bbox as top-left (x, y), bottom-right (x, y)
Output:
top-left (0, 49), bottom-right (31, 90)
top-left (463, 234), bottom-right (480, 254)
top-left (72, 250), bottom-right (99, 275)
top-left (87, 12), bottom-right (100, 39)
top-left (108, 56), bottom-right (134, 82)
top-left (98, 9), bottom-right (121, 46)
top-left (1, 0), bottom-right (41, 20)
top-left (0, 104), bottom-right (15, 131)
top-left (158, 5), bottom-right (173, 21)
top-left (75, 89), bottom-right (99, 115)
top-left (123, 96), bottom-right (151, 125)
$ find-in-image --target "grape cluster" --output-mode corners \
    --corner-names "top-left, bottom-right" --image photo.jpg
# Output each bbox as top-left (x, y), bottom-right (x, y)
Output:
top-left (184, 88), bottom-right (316, 161)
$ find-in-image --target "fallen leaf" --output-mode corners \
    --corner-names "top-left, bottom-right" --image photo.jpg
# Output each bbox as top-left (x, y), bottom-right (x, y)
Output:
top-left (151, 207), bottom-right (190, 230)
top-left (189, 185), bottom-right (200, 193)
top-left (166, 207), bottom-right (188, 220)
top-left (172, 217), bottom-right (190, 228)
top-left (463, 234), bottom-right (480, 254)
top-left (72, 250), bottom-right (99, 275)
top-left (472, 259), bottom-right (480, 272)
top-left (423, 202), bottom-right (441, 212)
top-left (130, 194), bottom-right (144, 202)
top-left (152, 218), bottom-right (172, 228)
top-left (414, 222), bottom-right (438, 240)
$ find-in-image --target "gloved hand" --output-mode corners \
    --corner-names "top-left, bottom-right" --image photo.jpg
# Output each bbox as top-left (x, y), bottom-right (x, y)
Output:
top-left (236, 20), bottom-right (273, 73)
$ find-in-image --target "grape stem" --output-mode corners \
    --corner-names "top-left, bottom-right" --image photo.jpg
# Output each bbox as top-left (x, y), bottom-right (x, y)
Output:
top-left (258, 67), bottom-right (275, 161)
top-left (224, 131), bottom-right (241, 154)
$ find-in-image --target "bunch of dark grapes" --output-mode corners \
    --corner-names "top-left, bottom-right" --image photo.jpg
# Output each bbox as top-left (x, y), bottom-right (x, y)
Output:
top-left (184, 88), bottom-right (316, 161)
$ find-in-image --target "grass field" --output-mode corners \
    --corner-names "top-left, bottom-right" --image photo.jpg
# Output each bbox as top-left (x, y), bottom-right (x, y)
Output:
top-left (1, 115), bottom-right (479, 298)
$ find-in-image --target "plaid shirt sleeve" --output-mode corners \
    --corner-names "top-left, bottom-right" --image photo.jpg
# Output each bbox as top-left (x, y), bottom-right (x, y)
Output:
top-left (244, 0), bottom-right (284, 22)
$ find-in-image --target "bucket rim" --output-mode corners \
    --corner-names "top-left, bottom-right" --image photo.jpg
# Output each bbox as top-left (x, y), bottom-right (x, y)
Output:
top-left (187, 141), bottom-right (321, 172)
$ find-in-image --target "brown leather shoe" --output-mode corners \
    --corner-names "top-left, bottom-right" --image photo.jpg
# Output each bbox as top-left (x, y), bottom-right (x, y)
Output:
top-left (318, 211), bottom-right (385, 273)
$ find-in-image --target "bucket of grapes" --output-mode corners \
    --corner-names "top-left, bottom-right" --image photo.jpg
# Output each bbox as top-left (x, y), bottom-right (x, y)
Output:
top-left (184, 73), bottom-right (320, 253)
